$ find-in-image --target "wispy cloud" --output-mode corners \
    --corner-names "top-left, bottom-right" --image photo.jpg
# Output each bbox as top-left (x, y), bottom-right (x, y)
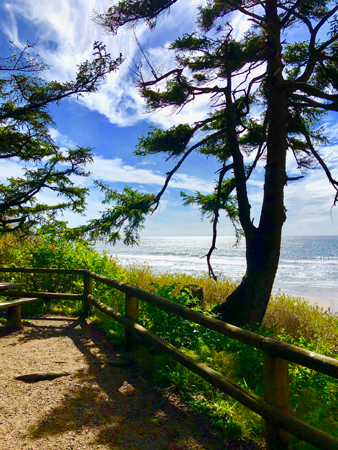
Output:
top-left (1, 2), bottom-right (19, 42)
top-left (231, 11), bottom-right (252, 40)
top-left (283, 169), bottom-right (338, 234)
top-left (0, 124), bottom-right (215, 193)
top-left (0, 159), bottom-right (26, 181)
top-left (2, 0), bottom-right (338, 236)
top-left (1, 0), bottom-right (212, 128)
top-left (89, 155), bottom-right (214, 192)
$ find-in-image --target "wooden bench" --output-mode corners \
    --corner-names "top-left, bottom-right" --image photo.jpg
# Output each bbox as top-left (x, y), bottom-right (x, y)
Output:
top-left (0, 298), bottom-right (38, 328)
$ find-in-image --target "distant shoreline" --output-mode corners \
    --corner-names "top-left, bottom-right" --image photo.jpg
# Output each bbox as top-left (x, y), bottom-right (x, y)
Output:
top-left (97, 236), bottom-right (338, 314)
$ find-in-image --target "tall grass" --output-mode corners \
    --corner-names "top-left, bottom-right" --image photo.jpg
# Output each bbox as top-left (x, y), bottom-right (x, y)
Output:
top-left (124, 260), bottom-right (236, 308)
top-left (264, 294), bottom-right (338, 352)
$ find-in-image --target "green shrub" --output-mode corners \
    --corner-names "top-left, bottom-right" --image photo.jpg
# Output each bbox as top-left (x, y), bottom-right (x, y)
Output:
top-left (0, 233), bottom-right (127, 315)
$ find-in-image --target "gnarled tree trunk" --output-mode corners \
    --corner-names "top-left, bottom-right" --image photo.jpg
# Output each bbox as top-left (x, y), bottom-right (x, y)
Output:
top-left (213, 226), bottom-right (283, 326)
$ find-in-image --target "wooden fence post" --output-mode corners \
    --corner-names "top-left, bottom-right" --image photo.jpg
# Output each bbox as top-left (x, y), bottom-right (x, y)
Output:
top-left (83, 273), bottom-right (93, 317)
top-left (124, 294), bottom-right (139, 349)
top-left (263, 353), bottom-right (292, 450)
top-left (7, 305), bottom-right (22, 328)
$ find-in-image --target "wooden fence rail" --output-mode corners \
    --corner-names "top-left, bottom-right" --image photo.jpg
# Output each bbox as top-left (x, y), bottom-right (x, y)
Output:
top-left (0, 297), bottom-right (38, 327)
top-left (4, 291), bottom-right (83, 301)
top-left (0, 267), bottom-right (338, 450)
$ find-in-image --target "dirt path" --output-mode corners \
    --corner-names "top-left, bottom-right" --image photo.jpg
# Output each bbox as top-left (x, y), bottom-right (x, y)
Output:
top-left (0, 316), bottom-right (229, 450)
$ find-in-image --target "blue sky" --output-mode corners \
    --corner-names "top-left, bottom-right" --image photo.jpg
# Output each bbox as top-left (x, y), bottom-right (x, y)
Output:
top-left (1, 0), bottom-right (338, 238)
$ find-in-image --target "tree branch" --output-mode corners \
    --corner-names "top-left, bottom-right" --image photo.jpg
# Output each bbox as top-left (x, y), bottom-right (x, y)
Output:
top-left (280, 0), bottom-right (303, 27)
top-left (201, 164), bottom-right (229, 282)
top-left (151, 128), bottom-right (227, 211)
top-left (290, 94), bottom-right (338, 111)
top-left (302, 125), bottom-right (338, 205)
top-left (224, 58), bottom-right (253, 235)
top-left (226, 1), bottom-right (264, 22)
top-left (94, 0), bottom-right (178, 34)
top-left (297, 5), bottom-right (338, 83)
top-left (288, 82), bottom-right (338, 101)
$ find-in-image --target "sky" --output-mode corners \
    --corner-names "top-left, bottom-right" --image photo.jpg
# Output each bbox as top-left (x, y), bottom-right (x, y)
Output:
top-left (1, 0), bottom-right (338, 238)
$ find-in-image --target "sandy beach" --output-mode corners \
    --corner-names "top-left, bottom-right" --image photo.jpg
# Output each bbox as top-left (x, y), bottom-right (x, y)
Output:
top-left (274, 291), bottom-right (334, 312)
top-left (297, 295), bottom-right (332, 311)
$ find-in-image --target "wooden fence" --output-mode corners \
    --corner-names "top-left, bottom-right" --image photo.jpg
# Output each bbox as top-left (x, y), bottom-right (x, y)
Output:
top-left (0, 267), bottom-right (337, 450)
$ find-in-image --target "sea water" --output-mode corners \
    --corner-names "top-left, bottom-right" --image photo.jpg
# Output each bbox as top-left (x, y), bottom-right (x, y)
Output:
top-left (95, 235), bottom-right (338, 312)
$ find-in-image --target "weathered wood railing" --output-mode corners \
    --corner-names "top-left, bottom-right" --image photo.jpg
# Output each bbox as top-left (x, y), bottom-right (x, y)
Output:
top-left (0, 267), bottom-right (337, 450)
top-left (0, 297), bottom-right (38, 327)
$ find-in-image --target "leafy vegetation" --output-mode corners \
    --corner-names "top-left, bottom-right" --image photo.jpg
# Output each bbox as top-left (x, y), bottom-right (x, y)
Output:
top-left (1, 234), bottom-right (337, 448)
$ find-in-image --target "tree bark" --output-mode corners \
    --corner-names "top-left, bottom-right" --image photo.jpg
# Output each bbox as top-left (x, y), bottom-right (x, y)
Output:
top-left (213, 228), bottom-right (283, 326)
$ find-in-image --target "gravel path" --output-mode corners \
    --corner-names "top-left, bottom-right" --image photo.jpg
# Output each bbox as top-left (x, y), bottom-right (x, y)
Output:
top-left (0, 316), bottom-right (227, 450)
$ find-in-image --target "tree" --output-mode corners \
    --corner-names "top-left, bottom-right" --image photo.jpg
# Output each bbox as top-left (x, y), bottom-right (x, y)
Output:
top-left (92, 0), bottom-right (338, 326)
top-left (0, 41), bottom-right (122, 235)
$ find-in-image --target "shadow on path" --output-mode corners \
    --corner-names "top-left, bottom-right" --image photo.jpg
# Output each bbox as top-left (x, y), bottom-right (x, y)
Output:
top-left (1, 316), bottom-right (244, 450)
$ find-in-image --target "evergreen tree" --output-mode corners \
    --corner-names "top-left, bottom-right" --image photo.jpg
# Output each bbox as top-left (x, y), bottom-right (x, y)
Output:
top-left (0, 41), bottom-right (122, 235)
top-left (93, 0), bottom-right (338, 326)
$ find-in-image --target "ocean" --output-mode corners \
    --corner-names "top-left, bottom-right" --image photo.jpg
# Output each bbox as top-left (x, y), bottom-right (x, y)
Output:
top-left (95, 235), bottom-right (338, 313)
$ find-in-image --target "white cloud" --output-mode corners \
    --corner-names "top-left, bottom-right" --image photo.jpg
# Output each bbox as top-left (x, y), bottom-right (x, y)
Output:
top-left (0, 146), bottom-right (214, 198)
top-left (0, 159), bottom-right (26, 181)
top-left (3, 142), bottom-right (338, 234)
top-left (245, 159), bottom-right (338, 233)
top-left (231, 11), bottom-right (252, 40)
top-left (90, 156), bottom-right (165, 184)
top-left (0, 0), bottom-right (272, 131)
top-left (170, 172), bottom-right (214, 191)
top-left (317, 144), bottom-right (338, 167)
top-left (247, 179), bottom-right (264, 188)
top-left (1, 3), bottom-right (19, 42)
top-left (283, 169), bottom-right (338, 234)
top-left (49, 128), bottom-right (79, 157)
top-left (323, 121), bottom-right (338, 141)
top-left (2, 0), bottom-right (338, 236)
top-left (89, 155), bottom-right (214, 192)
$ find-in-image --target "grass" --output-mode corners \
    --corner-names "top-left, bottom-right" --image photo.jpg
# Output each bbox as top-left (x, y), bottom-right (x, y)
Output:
top-left (123, 260), bottom-right (236, 308)
top-left (264, 293), bottom-right (338, 352)
top-left (1, 234), bottom-right (338, 448)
